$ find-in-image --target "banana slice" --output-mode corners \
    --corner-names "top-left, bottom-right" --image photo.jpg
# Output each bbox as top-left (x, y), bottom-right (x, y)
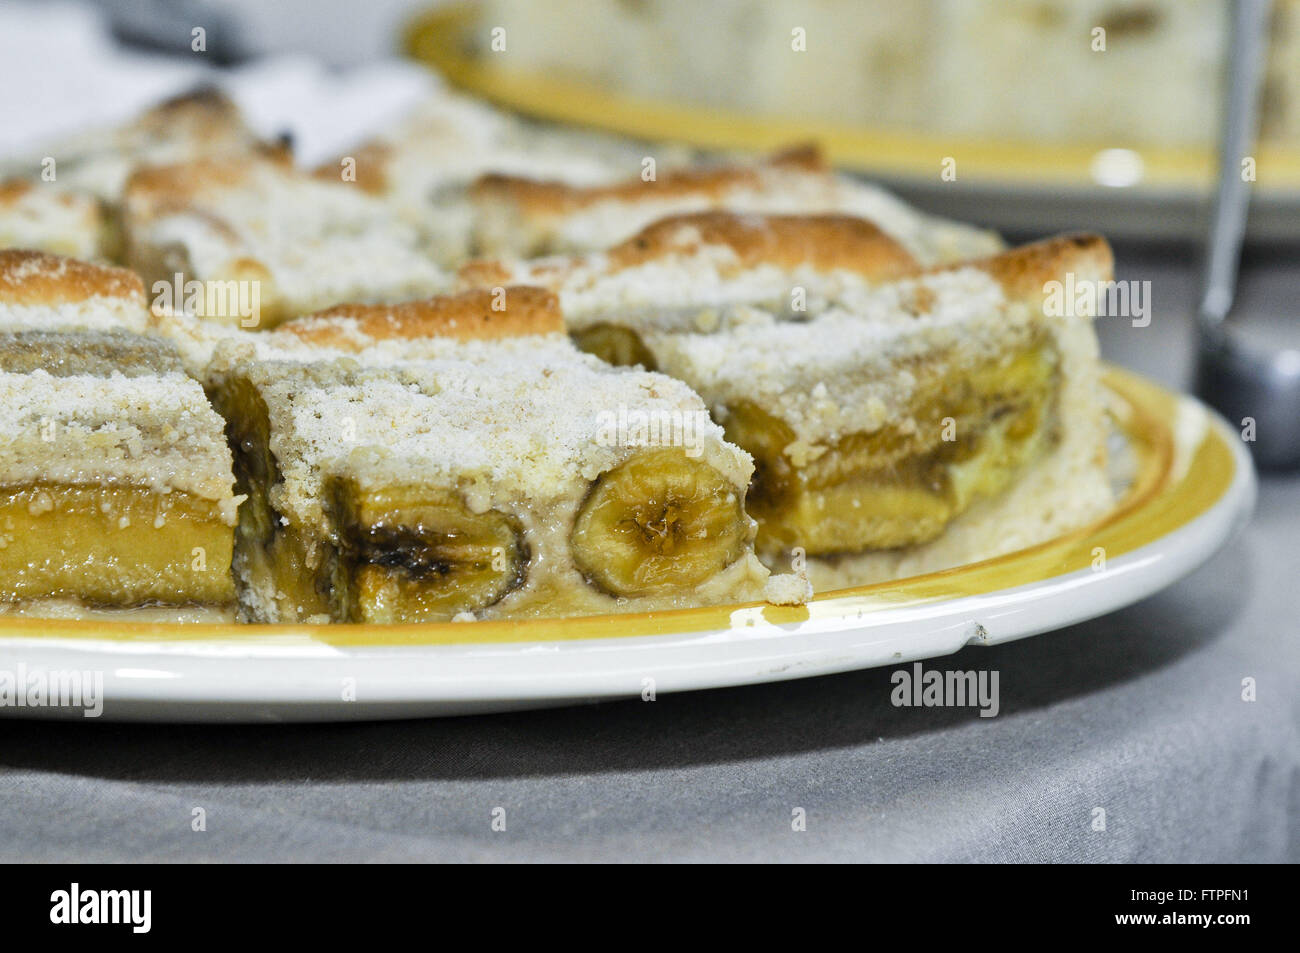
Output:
top-left (725, 344), bottom-right (1059, 556)
top-left (329, 479), bottom-right (525, 623)
top-left (216, 373), bottom-right (276, 546)
top-left (209, 370), bottom-right (329, 620)
top-left (571, 448), bottom-right (750, 596)
top-left (570, 322), bottom-right (658, 369)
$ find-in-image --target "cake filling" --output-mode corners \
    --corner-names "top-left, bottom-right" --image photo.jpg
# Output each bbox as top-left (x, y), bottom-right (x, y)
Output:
top-left (724, 341), bottom-right (1060, 555)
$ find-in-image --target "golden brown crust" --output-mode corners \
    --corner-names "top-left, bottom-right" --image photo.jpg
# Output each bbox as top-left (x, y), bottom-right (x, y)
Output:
top-left (0, 179), bottom-right (35, 205)
top-left (0, 179), bottom-right (104, 217)
top-left (311, 141), bottom-right (393, 195)
top-left (457, 258), bottom-right (516, 289)
top-left (0, 250), bottom-right (144, 306)
top-left (607, 212), bottom-right (917, 277)
top-left (122, 148), bottom-right (293, 218)
top-left (458, 211), bottom-right (918, 289)
top-left (272, 286), bottom-right (564, 349)
top-left (931, 233), bottom-right (1115, 306)
top-left (123, 159), bottom-right (246, 217)
top-left (134, 87), bottom-right (247, 137)
top-left (469, 145), bottom-right (829, 215)
top-left (765, 143), bottom-right (828, 173)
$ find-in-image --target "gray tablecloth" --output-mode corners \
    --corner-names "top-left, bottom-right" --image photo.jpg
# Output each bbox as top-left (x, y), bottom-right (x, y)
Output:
top-left (1, 244), bottom-right (1297, 863)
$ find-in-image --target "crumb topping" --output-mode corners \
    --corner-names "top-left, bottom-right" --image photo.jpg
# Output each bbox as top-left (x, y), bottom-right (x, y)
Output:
top-left (0, 364), bottom-right (238, 517)
top-left (126, 157), bottom-right (449, 316)
top-left (0, 251), bottom-right (147, 332)
top-left (648, 269), bottom-right (1028, 444)
top-left (236, 337), bottom-right (751, 531)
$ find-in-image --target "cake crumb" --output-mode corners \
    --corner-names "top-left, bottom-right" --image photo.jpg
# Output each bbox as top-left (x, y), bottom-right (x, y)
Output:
top-left (763, 570), bottom-right (813, 606)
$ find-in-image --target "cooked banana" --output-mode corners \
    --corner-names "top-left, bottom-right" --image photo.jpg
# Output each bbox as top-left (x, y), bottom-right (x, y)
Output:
top-left (189, 285), bottom-right (774, 623)
top-left (328, 480), bottom-right (525, 623)
top-left (725, 343), bottom-right (1059, 555)
top-left (570, 322), bottom-right (658, 369)
top-left (571, 448), bottom-right (751, 596)
top-left (208, 368), bottom-right (328, 621)
top-left (0, 322), bottom-right (238, 611)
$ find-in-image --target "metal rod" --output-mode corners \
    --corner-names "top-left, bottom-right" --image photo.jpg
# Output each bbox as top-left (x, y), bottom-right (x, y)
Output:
top-left (1197, 0), bottom-right (1272, 329)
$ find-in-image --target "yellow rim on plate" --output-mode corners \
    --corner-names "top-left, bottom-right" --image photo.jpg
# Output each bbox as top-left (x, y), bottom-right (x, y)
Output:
top-left (403, 3), bottom-right (1300, 192)
top-left (0, 367), bottom-right (1236, 646)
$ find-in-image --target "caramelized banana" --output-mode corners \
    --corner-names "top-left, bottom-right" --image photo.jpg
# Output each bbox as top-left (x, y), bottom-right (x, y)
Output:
top-left (208, 371), bottom-right (323, 620)
top-left (571, 448), bottom-right (749, 596)
top-left (329, 479), bottom-right (525, 623)
top-left (726, 344), bottom-right (1059, 555)
top-left (570, 322), bottom-right (658, 369)
top-left (0, 328), bottom-right (238, 609)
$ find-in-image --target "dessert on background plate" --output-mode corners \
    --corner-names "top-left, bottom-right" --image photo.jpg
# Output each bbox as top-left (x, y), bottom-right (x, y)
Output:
top-left (473, 0), bottom-right (1300, 150)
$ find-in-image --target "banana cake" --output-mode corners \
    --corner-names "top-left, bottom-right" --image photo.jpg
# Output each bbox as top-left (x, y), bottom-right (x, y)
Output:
top-left (3, 88), bottom-right (265, 203)
top-left (198, 288), bottom-right (775, 623)
top-left (0, 181), bottom-right (115, 261)
top-left (469, 145), bottom-right (1001, 264)
top-left (604, 234), bottom-right (1116, 581)
top-left (0, 249), bottom-right (148, 333)
top-left (314, 84), bottom-right (690, 267)
top-left (0, 328), bottom-right (239, 612)
top-left (460, 211), bottom-right (922, 366)
top-left (123, 151), bottom-right (449, 329)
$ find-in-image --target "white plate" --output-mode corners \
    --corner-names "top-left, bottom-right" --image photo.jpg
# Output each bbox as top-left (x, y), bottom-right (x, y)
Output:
top-left (0, 371), bottom-right (1256, 721)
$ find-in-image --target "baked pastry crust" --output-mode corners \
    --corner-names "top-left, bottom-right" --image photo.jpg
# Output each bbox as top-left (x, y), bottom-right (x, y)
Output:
top-left (463, 210), bottom-right (918, 285)
top-left (607, 209), bottom-right (914, 273)
top-left (123, 152), bottom-right (449, 328)
top-left (469, 144), bottom-right (1001, 263)
top-left (472, 145), bottom-right (824, 215)
top-left (938, 232), bottom-right (1114, 304)
top-left (0, 248), bottom-right (143, 307)
top-left (150, 286), bottom-right (567, 378)
top-left (0, 249), bottom-right (147, 332)
top-left (275, 286), bottom-right (565, 349)
top-left (4, 88), bottom-right (265, 202)
top-left (0, 180), bottom-right (113, 260)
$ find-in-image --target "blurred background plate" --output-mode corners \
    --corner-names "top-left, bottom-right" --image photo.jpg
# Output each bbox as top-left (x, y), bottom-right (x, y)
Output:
top-left (404, 2), bottom-right (1300, 241)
